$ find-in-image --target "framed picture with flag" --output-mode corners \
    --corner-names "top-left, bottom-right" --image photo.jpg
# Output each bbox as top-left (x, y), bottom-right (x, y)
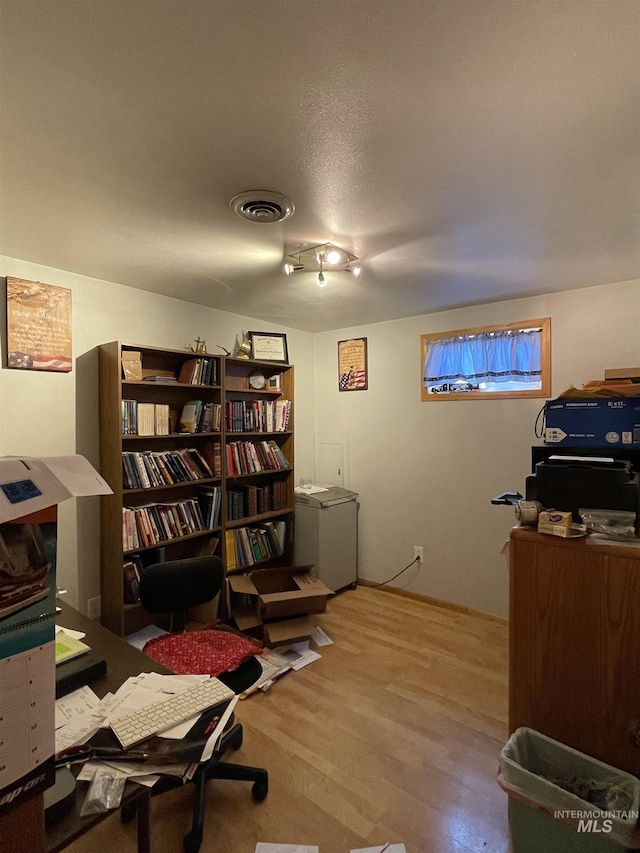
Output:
top-left (338, 337), bottom-right (368, 391)
top-left (6, 277), bottom-right (72, 372)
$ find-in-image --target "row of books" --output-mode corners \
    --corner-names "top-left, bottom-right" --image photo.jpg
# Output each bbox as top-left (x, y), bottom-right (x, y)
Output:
top-left (123, 559), bottom-right (141, 603)
top-left (225, 517), bottom-right (292, 571)
top-left (227, 481), bottom-right (289, 520)
top-left (225, 399), bottom-right (291, 433)
top-left (226, 440), bottom-right (290, 477)
top-left (122, 498), bottom-right (207, 550)
top-left (122, 401), bottom-right (170, 435)
top-left (122, 448), bottom-right (216, 489)
top-left (198, 486), bottom-right (222, 529)
top-left (177, 357), bottom-right (219, 387)
top-left (179, 401), bottom-right (222, 434)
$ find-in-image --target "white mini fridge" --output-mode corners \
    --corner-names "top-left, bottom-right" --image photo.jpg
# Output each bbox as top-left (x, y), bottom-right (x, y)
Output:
top-left (294, 486), bottom-right (358, 592)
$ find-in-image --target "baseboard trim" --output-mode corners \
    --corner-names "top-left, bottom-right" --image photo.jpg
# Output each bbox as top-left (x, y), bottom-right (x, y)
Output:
top-left (356, 579), bottom-right (508, 624)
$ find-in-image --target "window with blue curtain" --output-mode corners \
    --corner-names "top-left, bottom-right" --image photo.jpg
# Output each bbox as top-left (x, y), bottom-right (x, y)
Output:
top-left (421, 319), bottom-right (551, 399)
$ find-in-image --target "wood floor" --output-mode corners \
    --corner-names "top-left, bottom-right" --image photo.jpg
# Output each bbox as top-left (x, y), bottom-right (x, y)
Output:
top-left (66, 585), bottom-right (510, 853)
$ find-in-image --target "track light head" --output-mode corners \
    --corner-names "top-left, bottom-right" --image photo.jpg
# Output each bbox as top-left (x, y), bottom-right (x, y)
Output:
top-left (284, 263), bottom-right (304, 275)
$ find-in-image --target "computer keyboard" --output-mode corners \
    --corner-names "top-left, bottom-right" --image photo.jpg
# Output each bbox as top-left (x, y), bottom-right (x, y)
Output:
top-left (110, 677), bottom-right (235, 749)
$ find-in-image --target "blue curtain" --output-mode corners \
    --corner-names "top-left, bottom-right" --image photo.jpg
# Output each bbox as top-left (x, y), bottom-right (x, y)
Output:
top-left (424, 329), bottom-right (542, 385)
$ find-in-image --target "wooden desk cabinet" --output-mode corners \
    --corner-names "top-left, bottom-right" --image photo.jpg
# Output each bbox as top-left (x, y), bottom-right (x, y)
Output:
top-left (509, 526), bottom-right (640, 775)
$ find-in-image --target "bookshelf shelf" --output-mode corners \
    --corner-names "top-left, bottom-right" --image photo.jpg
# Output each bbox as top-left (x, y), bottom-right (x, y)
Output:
top-left (123, 528), bottom-right (222, 555)
top-left (225, 430), bottom-right (293, 437)
top-left (99, 342), bottom-right (294, 636)
top-left (122, 433), bottom-right (220, 440)
top-left (123, 476), bottom-right (221, 495)
top-left (226, 508), bottom-right (294, 529)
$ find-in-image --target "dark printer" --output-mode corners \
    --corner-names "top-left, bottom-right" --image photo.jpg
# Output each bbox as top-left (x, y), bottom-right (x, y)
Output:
top-left (526, 448), bottom-right (640, 522)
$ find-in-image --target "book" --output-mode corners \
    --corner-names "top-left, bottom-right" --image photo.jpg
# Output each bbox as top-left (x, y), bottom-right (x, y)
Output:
top-left (55, 628), bottom-right (91, 665)
top-left (177, 358), bottom-right (199, 384)
top-left (179, 400), bottom-right (203, 433)
top-left (154, 403), bottom-right (170, 435)
top-left (123, 560), bottom-right (141, 603)
top-left (121, 351), bottom-right (142, 381)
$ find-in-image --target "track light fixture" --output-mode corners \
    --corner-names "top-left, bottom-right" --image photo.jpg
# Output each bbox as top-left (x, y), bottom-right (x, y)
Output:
top-left (283, 243), bottom-right (361, 287)
top-left (284, 263), bottom-right (304, 275)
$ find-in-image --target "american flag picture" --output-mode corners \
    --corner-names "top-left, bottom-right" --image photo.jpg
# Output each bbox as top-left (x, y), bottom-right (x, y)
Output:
top-left (6, 278), bottom-right (73, 373)
top-left (338, 337), bottom-right (368, 391)
top-left (339, 369), bottom-right (367, 390)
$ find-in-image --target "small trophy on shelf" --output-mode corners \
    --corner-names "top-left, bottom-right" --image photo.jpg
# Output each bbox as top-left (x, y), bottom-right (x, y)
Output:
top-left (231, 331), bottom-right (252, 359)
top-left (191, 337), bottom-right (208, 353)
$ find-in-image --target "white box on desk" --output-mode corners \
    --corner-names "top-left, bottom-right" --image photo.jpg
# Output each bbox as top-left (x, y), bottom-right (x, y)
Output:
top-left (0, 455), bottom-right (111, 812)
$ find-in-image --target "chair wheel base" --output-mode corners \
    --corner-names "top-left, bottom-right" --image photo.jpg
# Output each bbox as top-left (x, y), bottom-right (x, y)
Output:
top-left (121, 800), bottom-right (137, 823)
top-left (183, 829), bottom-right (203, 853)
top-left (252, 777), bottom-right (269, 801)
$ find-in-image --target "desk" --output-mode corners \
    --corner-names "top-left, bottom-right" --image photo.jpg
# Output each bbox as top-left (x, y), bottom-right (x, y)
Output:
top-left (46, 601), bottom-right (172, 853)
top-left (509, 527), bottom-right (640, 775)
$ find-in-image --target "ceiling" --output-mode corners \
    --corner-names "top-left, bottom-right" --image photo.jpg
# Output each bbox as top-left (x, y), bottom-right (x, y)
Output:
top-left (0, 1), bottom-right (638, 333)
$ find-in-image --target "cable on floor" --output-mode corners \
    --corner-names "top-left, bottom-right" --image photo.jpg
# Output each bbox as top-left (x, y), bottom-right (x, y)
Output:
top-left (358, 556), bottom-right (420, 588)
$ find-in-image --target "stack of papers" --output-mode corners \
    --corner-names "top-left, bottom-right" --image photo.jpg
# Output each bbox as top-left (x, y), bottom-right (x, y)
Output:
top-left (55, 625), bottom-right (91, 665)
top-left (240, 632), bottom-right (332, 698)
top-left (55, 672), bottom-right (236, 786)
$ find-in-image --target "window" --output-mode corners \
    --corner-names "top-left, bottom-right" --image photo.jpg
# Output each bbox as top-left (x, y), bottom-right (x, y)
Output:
top-left (421, 318), bottom-right (551, 401)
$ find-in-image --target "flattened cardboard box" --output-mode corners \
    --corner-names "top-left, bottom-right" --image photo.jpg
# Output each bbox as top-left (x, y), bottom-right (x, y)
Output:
top-left (228, 565), bottom-right (333, 646)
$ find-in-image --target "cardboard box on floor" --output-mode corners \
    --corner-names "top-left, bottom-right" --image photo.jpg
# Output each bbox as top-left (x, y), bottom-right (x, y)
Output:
top-left (228, 565), bottom-right (333, 647)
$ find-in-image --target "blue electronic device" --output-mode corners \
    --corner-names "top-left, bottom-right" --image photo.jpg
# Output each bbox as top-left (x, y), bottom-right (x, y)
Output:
top-left (1, 478), bottom-right (43, 504)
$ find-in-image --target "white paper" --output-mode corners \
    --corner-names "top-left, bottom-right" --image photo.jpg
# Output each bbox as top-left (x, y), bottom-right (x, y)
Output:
top-left (54, 714), bottom-right (104, 752)
top-left (270, 641), bottom-right (321, 671)
top-left (56, 624), bottom-right (86, 641)
top-left (255, 845), bottom-right (320, 853)
top-left (351, 846), bottom-right (406, 853)
top-left (200, 695), bottom-right (238, 762)
top-left (125, 624), bottom-right (169, 650)
top-left (55, 684), bottom-right (100, 729)
top-left (311, 626), bottom-right (333, 647)
top-left (294, 485), bottom-right (328, 494)
top-left (240, 652), bottom-right (291, 698)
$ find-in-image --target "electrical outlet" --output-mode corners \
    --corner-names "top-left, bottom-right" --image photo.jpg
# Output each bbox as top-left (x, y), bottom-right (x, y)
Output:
top-left (87, 596), bottom-right (101, 620)
top-left (414, 546), bottom-right (424, 563)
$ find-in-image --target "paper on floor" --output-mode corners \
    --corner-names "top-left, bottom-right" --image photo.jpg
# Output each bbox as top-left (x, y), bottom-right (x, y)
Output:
top-left (351, 845), bottom-right (406, 853)
top-left (311, 626), bottom-right (333, 646)
top-left (255, 845), bottom-right (320, 853)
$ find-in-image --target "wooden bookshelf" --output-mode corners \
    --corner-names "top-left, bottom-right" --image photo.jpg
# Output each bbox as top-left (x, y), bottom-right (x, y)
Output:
top-left (99, 344), bottom-right (294, 636)
top-left (222, 357), bottom-right (295, 575)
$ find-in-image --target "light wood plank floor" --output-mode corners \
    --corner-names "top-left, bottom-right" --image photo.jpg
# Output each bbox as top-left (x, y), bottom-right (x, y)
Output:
top-left (66, 586), bottom-right (510, 852)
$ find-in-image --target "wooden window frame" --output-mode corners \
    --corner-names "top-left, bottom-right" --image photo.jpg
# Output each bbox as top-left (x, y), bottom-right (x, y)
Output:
top-left (421, 317), bottom-right (551, 402)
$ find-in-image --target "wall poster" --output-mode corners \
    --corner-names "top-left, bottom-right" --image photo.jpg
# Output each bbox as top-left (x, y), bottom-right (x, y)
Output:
top-left (338, 337), bottom-right (368, 391)
top-left (6, 277), bottom-right (72, 372)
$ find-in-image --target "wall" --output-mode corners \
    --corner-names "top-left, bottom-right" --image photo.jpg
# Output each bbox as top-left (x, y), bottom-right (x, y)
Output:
top-left (313, 279), bottom-right (640, 617)
top-left (0, 256), bottom-right (316, 613)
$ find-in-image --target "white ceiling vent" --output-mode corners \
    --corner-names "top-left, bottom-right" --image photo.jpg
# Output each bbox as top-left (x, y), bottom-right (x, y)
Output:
top-left (230, 190), bottom-right (295, 223)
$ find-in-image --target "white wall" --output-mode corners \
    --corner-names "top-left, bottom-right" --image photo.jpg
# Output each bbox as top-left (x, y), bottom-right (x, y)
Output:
top-left (2, 258), bottom-right (638, 620)
top-left (313, 279), bottom-right (640, 617)
top-left (0, 256), bottom-right (316, 612)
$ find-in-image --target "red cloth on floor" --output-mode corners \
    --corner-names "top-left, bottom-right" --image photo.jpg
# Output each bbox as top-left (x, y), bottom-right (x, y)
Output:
top-left (144, 629), bottom-right (261, 676)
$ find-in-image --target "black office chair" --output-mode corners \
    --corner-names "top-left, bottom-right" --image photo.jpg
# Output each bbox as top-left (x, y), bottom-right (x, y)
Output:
top-left (125, 555), bottom-right (268, 853)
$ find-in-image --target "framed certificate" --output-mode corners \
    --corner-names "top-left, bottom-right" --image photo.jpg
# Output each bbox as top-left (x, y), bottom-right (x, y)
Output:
top-left (248, 331), bottom-right (289, 363)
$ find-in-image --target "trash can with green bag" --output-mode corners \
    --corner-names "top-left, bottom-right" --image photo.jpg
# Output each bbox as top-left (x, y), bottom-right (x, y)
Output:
top-left (498, 728), bottom-right (640, 852)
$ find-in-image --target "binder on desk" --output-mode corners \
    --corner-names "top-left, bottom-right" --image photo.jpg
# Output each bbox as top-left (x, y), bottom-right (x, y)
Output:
top-left (55, 652), bottom-right (107, 699)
